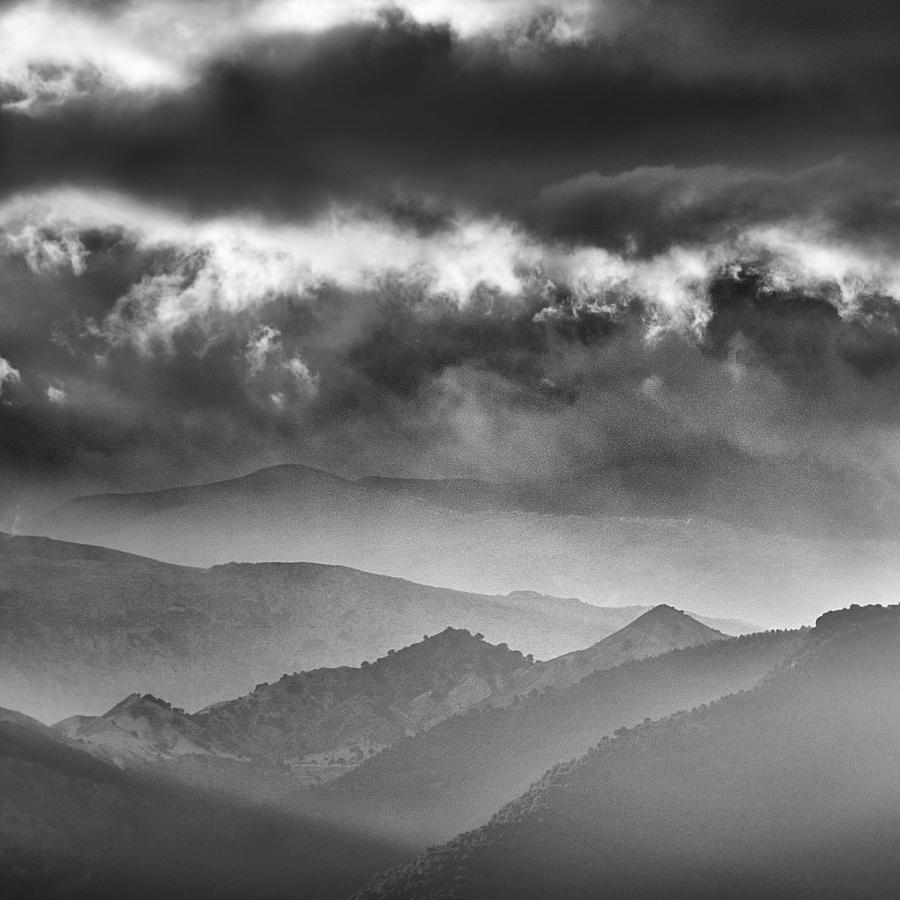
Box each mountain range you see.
[54,607,724,789]
[56,628,530,780]
[322,623,803,843]
[27,463,900,628]
[3,594,893,899]
[0,532,745,722]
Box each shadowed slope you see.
[357,605,900,899]
[322,627,803,844]
[0,709,409,900]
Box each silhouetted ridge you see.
[813,602,897,632]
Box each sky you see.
[2,0,900,528]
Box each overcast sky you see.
[3,0,900,524]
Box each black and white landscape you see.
[2,1,900,898]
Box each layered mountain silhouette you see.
[0,706,407,900]
[56,609,720,786]
[356,604,900,899]
[6,597,889,900]
[28,463,897,629]
[322,627,803,843]
[3,532,710,722]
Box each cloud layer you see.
[2,0,900,535]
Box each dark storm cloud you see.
[2,3,899,221]
[2,0,900,525]
[3,213,900,502]
[529,162,900,255]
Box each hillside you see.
[30,464,900,629]
[58,629,532,784]
[0,708,407,900]
[0,533,661,722]
[55,694,238,769]
[357,604,900,899]
[322,627,804,844]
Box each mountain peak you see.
[361,627,528,677]
[103,693,185,719]
[186,629,533,782]
[629,604,720,631]
[517,604,726,696]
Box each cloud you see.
[530,161,900,255]
[46,384,67,404]
[0,0,596,111]
[4,0,898,114]
[1,4,898,226]
[245,324,281,375]
[245,324,318,399]
[0,355,21,397]
[7,178,900,363]
[2,2,900,533]
[285,355,318,394]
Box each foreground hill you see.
[0,533,669,721]
[31,463,898,629]
[58,629,532,783]
[0,709,407,900]
[322,627,803,844]
[358,604,900,899]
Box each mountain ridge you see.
[1,532,691,722]
[355,605,900,899]
[487,604,725,702]
[55,609,721,786]
[25,463,899,630]
[321,626,804,844]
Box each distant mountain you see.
[0,533,666,722]
[357,604,900,899]
[0,707,407,900]
[492,605,725,701]
[57,629,532,783]
[322,627,804,844]
[29,463,900,629]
